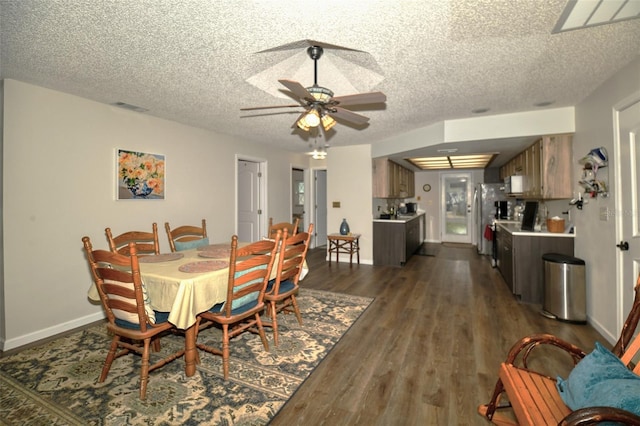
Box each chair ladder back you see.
[620,332,640,372]
[85,238,149,330]
[271,226,313,294]
[99,268,146,320]
[268,218,300,238]
[222,233,280,316]
[279,238,308,281]
[165,219,207,252]
[613,273,640,356]
[106,223,160,256]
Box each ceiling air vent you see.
[111,101,149,113]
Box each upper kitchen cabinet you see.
[530,134,573,199]
[501,134,573,200]
[373,157,415,198]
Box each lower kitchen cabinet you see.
[496,226,574,304]
[373,215,423,266]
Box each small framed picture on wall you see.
[116,149,165,200]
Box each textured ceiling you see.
[1,0,639,165]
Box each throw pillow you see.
[556,341,640,415]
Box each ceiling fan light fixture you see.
[312,145,327,160]
[297,109,320,130]
[321,113,336,131]
[307,86,334,103]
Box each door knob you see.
[617,241,629,251]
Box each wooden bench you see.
[478,274,640,425]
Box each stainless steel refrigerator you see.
[474,183,507,256]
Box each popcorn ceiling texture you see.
[1,0,638,152]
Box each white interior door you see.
[237,159,263,242]
[616,94,640,330]
[314,169,327,247]
[441,172,472,244]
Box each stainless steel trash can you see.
[541,253,586,323]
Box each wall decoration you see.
[117,149,165,200]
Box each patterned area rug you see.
[0,289,372,425]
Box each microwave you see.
[505,175,524,194]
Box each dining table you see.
[87,242,308,377]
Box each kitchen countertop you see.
[373,211,425,223]
[495,220,575,237]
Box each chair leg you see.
[269,300,280,346]
[255,313,269,352]
[100,335,121,382]
[139,338,152,400]
[222,324,230,380]
[152,337,161,352]
[480,377,506,421]
[290,295,302,325]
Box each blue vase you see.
[340,219,350,235]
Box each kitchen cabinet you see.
[372,157,415,198]
[496,227,513,291]
[524,140,541,197]
[496,223,574,304]
[533,134,573,199]
[500,134,573,200]
[373,214,423,266]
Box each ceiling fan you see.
[241,45,387,133]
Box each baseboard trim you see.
[2,312,106,352]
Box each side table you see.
[327,233,361,266]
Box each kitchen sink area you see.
[376,213,420,222]
[373,211,425,266]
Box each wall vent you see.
[111,101,149,113]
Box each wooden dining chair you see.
[264,223,313,345]
[195,232,281,379]
[268,217,299,238]
[82,236,185,400]
[164,219,208,252]
[105,223,160,256]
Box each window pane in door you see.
[443,174,470,241]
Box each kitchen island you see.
[373,212,425,266]
[495,220,575,304]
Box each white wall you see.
[2,79,309,349]
[326,145,373,264]
[573,57,640,341]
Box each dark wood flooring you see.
[270,243,605,425]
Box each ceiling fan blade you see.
[240,104,301,111]
[331,91,387,107]
[328,106,370,125]
[279,79,315,102]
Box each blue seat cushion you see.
[114,310,170,330]
[266,279,296,294]
[556,341,640,415]
[208,298,259,315]
[174,237,209,251]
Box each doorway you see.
[441,172,472,243]
[237,158,265,242]
[615,92,640,332]
[292,168,304,233]
[314,169,328,248]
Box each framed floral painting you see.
[116,149,165,200]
